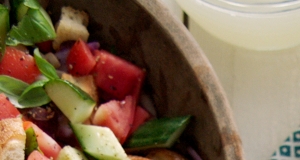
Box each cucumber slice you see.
[70,123,129,160]
[25,127,40,156]
[124,115,191,151]
[44,79,95,123]
[57,146,88,160]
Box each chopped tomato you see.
[92,95,136,144]
[129,106,151,135]
[0,93,20,120]
[27,150,50,160]
[36,40,53,53]
[0,47,40,84]
[23,121,62,160]
[93,49,145,101]
[66,39,96,76]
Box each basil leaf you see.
[23,0,40,9]
[0,75,29,96]
[34,48,59,79]
[5,94,24,108]
[18,79,50,108]
[9,0,40,23]
[0,5,9,54]
[6,0,56,46]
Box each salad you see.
[0,0,196,159]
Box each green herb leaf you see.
[0,75,29,96]
[18,79,50,108]
[5,94,24,108]
[23,0,40,9]
[6,0,56,46]
[0,5,9,54]
[34,48,59,80]
[9,0,38,22]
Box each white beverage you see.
[176,0,300,50]
[175,0,300,159]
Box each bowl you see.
[47,0,245,159]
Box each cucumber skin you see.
[57,145,88,160]
[44,79,95,123]
[25,127,40,156]
[124,115,192,150]
[70,123,129,160]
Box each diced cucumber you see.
[57,146,88,160]
[25,127,40,156]
[124,115,191,151]
[44,79,95,123]
[70,123,129,160]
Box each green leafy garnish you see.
[0,75,29,108]
[0,4,9,54]
[16,48,62,108]
[18,79,50,108]
[34,48,59,79]
[0,75,29,96]
[6,0,56,46]
[16,48,61,108]
[10,0,40,22]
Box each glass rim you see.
[201,0,300,14]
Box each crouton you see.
[61,73,99,103]
[53,6,89,50]
[0,118,26,160]
[128,155,150,160]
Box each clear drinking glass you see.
[176,0,300,50]
[175,0,300,159]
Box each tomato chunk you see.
[92,96,136,144]
[0,47,40,84]
[23,121,62,160]
[93,49,145,101]
[27,150,50,160]
[0,93,20,120]
[66,39,96,76]
[129,106,151,135]
[36,40,53,53]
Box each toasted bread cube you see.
[0,118,26,160]
[61,73,99,103]
[53,6,89,50]
[128,155,150,160]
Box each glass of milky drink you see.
[176,0,300,50]
[176,0,300,159]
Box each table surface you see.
[161,0,300,159]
